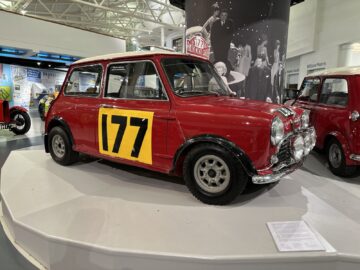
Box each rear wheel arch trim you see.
[172,135,257,176]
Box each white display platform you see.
[1,150,360,270]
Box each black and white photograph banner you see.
[185,0,291,103]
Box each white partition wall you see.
[0,10,126,58]
[286,0,360,85]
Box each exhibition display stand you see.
[1,150,360,270]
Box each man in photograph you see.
[210,9,234,73]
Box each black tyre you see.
[10,110,31,135]
[183,144,249,205]
[327,138,356,177]
[48,126,79,166]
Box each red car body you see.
[44,52,315,204]
[292,67,360,176]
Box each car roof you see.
[74,51,185,65]
[308,66,360,77]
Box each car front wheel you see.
[183,144,248,205]
[48,126,79,166]
[327,138,356,177]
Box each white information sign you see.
[267,221,325,252]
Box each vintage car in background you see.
[0,100,31,135]
[44,51,315,205]
[291,66,360,177]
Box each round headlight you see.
[301,110,310,129]
[271,117,285,145]
[293,135,305,161]
[303,133,312,155]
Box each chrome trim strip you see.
[350,154,360,162]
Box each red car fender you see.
[10,106,28,114]
[327,131,355,165]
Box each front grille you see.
[277,137,292,163]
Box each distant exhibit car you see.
[44,51,315,205]
[0,100,31,135]
[292,66,360,177]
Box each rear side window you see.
[64,65,102,96]
[105,61,166,100]
[298,78,320,102]
[319,78,348,107]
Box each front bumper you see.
[252,160,303,184]
[251,127,315,185]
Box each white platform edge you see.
[0,203,46,270]
[3,191,360,270]
[2,149,360,270]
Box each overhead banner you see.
[185,0,291,103]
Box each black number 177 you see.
[101,114,148,158]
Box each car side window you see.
[298,78,320,102]
[319,78,348,107]
[64,65,102,96]
[105,61,166,100]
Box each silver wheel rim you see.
[52,134,66,159]
[194,155,231,194]
[13,114,25,130]
[329,144,342,168]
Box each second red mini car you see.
[44,52,315,205]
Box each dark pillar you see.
[171,0,292,103]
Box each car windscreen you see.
[161,58,230,97]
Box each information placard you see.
[267,221,325,252]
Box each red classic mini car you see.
[44,52,315,204]
[292,67,360,177]
[0,100,31,135]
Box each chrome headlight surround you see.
[301,110,310,129]
[271,117,285,145]
[292,135,305,161]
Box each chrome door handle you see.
[350,111,359,122]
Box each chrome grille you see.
[277,138,291,163]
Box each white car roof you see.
[74,51,184,65]
[308,66,360,76]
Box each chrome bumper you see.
[350,154,360,162]
[252,160,303,184]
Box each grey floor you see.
[0,110,42,270]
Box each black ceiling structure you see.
[170,0,305,10]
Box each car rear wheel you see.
[48,126,79,166]
[183,144,248,205]
[327,138,356,177]
[10,110,31,135]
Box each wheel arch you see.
[171,135,257,177]
[324,132,349,153]
[10,106,28,115]
[45,117,74,153]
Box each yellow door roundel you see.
[98,108,154,165]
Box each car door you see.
[293,77,321,125]
[314,77,350,148]
[95,60,172,172]
[60,64,104,154]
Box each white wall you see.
[287,0,318,59]
[0,10,126,58]
[286,0,360,85]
